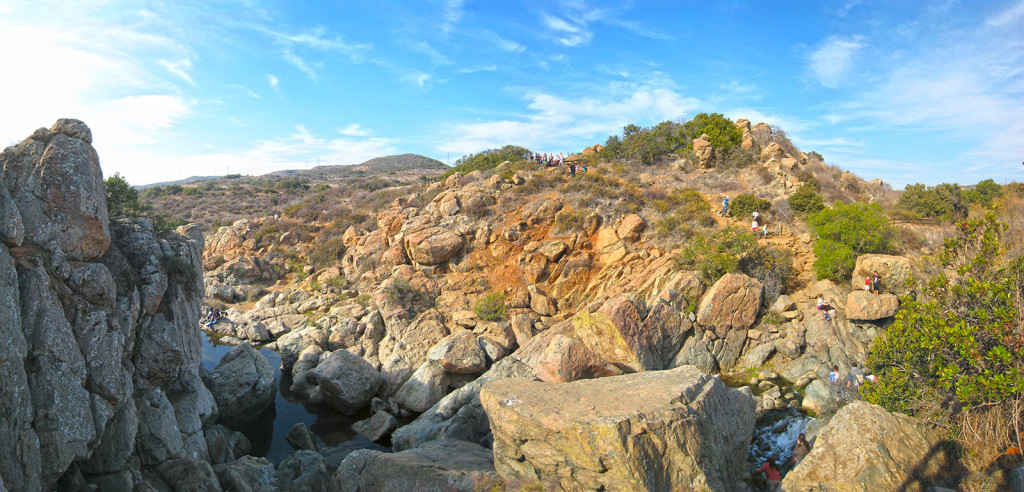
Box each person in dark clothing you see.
[792,434,810,465]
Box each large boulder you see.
[210,344,277,427]
[403,226,462,266]
[696,273,764,337]
[845,291,900,320]
[850,254,914,296]
[481,366,756,491]
[427,330,487,374]
[308,350,382,415]
[692,134,714,168]
[783,401,946,490]
[572,296,687,372]
[392,361,450,414]
[615,214,646,243]
[275,450,336,492]
[1,119,110,261]
[334,439,498,492]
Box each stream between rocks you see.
[201,332,375,463]
[748,408,814,482]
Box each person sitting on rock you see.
[791,433,810,465]
[757,459,782,490]
[871,274,883,295]
[816,294,835,321]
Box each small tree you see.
[105,172,146,217]
[788,183,825,216]
[681,113,742,149]
[808,202,896,282]
[729,193,771,218]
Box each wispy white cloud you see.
[611,19,674,41]
[808,35,866,88]
[439,0,466,34]
[411,41,451,66]
[338,124,371,137]
[542,14,593,47]
[159,57,195,85]
[259,26,372,80]
[232,84,261,99]
[266,74,281,96]
[459,65,498,73]
[403,72,432,88]
[482,30,526,52]
[437,86,700,155]
[987,0,1024,26]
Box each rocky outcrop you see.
[481,366,756,491]
[308,349,382,415]
[696,273,764,337]
[1,119,109,261]
[693,134,713,168]
[783,401,946,490]
[403,226,462,266]
[334,439,498,492]
[845,291,900,320]
[209,344,277,427]
[851,254,913,296]
[572,295,689,372]
[0,121,207,490]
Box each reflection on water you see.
[201,332,363,463]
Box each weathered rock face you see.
[403,226,462,266]
[210,344,277,427]
[572,296,688,372]
[481,366,756,491]
[693,134,714,168]
[334,439,498,492]
[696,273,764,337]
[845,291,900,320]
[308,349,382,415]
[851,254,913,296]
[0,121,207,490]
[784,401,945,491]
[1,119,110,261]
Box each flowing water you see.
[749,408,814,478]
[200,332,363,463]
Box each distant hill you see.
[269,154,448,181]
[141,175,222,188]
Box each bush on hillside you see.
[788,183,825,216]
[653,187,715,239]
[864,214,1024,414]
[729,193,771,218]
[961,178,1002,208]
[474,293,508,321]
[681,112,743,149]
[807,202,897,281]
[674,227,794,305]
[105,172,145,217]
[897,182,967,220]
[444,145,533,178]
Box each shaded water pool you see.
[200,332,363,463]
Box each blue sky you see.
[1,0,1021,187]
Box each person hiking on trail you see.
[791,434,810,465]
[721,196,730,215]
[752,218,760,233]
[757,459,782,490]
[568,161,576,177]
[847,363,866,390]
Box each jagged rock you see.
[79,396,138,474]
[1,119,110,261]
[204,424,252,465]
[156,458,223,492]
[393,360,450,413]
[770,294,795,313]
[210,343,277,427]
[615,213,646,243]
[287,423,318,452]
[213,456,276,492]
[801,379,830,415]
[522,198,564,226]
[289,344,324,397]
[352,410,398,442]
[427,329,488,374]
[0,181,25,247]
[851,254,914,296]
[671,334,719,374]
[509,313,534,346]
[515,326,609,383]
[135,388,185,466]
[481,366,755,491]
[529,290,557,316]
[783,401,945,490]
[437,192,460,216]
[403,226,462,266]
[693,134,714,168]
[334,439,497,492]
[738,341,775,369]
[308,349,382,415]
[845,291,900,320]
[736,118,755,150]
[570,296,686,372]
[275,450,337,492]
[391,357,535,451]
[696,273,764,337]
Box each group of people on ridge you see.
[720,196,770,238]
[533,152,586,177]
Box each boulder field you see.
[0,119,955,490]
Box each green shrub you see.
[864,214,1024,413]
[105,172,146,217]
[897,183,967,220]
[807,202,896,281]
[654,187,715,238]
[788,183,825,216]
[961,178,1001,208]
[729,193,771,218]
[474,293,508,321]
[674,227,757,284]
[681,112,743,149]
[443,145,533,178]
